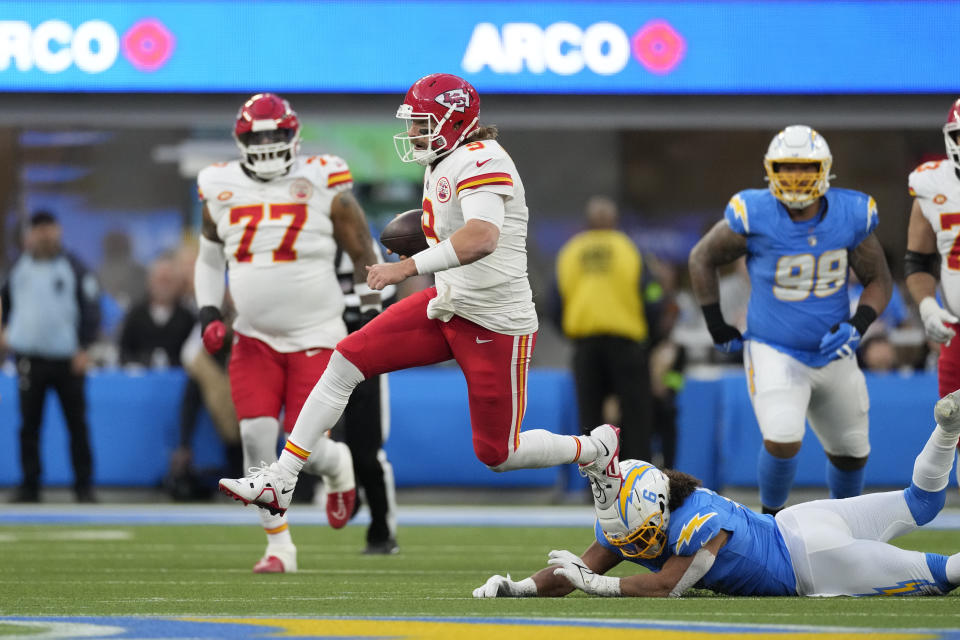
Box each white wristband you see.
[512,577,538,596]
[413,239,460,275]
[588,574,622,597]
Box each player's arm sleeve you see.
[460,190,505,229]
[668,547,717,597]
[455,153,515,200]
[322,155,354,193]
[195,235,226,310]
[723,193,750,235]
[852,195,880,246]
[670,512,722,558]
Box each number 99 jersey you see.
[909,160,960,318]
[724,187,878,367]
[198,155,353,352]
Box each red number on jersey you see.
[465,141,485,151]
[941,212,960,270]
[421,198,439,243]
[228,203,308,263]
[229,205,264,263]
[270,204,307,261]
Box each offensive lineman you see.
[905,98,960,397]
[196,93,377,572]
[219,73,619,516]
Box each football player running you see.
[197,93,380,573]
[476,390,960,599]
[688,126,892,515]
[219,73,619,517]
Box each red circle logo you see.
[122,18,176,72]
[632,20,686,75]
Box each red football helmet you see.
[394,73,480,166]
[944,98,960,174]
[234,93,300,179]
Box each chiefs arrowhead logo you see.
[435,88,470,113]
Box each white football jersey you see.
[421,138,538,335]
[198,155,353,352]
[909,159,960,316]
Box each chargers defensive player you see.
[475,389,960,598]
[688,126,892,514]
[219,74,620,518]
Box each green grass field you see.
[1,523,958,634]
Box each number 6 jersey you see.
[421,138,538,335]
[724,187,878,367]
[909,160,960,318]
[198,155,352,352]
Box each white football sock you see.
[912,424,959,493]
[490,430,598,471]
[240,417,281,470]
[278,352,364,481]
[261,511,293,546]
[946,554,960,585]
[239,418,293,545]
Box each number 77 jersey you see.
[724,187,878,367]
[197,155,353,353]
[909,159,960,318]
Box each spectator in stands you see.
[1,211,100,503]
[119,254,195,368]
[555,195,654,462]
[97,230,146,311]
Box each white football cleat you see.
[219,463,295,516]
[579,424,622,508]
[935,390,960,435]
[323,441,356,529]
[253,543,297,574]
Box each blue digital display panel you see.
[0,1,955,94]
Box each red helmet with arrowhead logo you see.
[233,93,300,180]
[944,98,960,174]
[393,73,480,166]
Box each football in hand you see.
[379,209,429,257]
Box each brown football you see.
[379,208,428,257]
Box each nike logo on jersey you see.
[475,337,493,344]
[305,348,324,357]
[280,487,294,495]
[476,158,492,168]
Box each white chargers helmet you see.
[596,459,670,559]
[763,125,833,210]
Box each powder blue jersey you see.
[595,487,797,596]
[724,188,878,367]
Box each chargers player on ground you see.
[475,389,960,598]
[219,74,619,517]
[689,126,892,515]
[197,93,380,573]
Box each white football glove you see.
[472,573,537,598]
[547,549,621,597]
[920,297,959,344]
